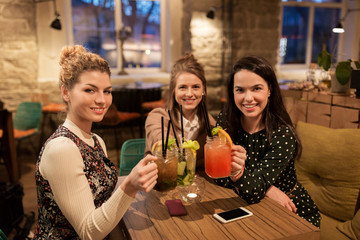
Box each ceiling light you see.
[206,7,216,19]
[332,8,360,34]
[50,0,61,30]
[34,0,61,30]
[332,22,344,33]
[50,12,61,30]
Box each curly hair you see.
[59,45,111,91]
[166,52,208,125]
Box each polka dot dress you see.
[214,113,320,228]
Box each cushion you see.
[117,112,141,122]
[0,129,37,139]
[42,103,66,113]
[14,128,37,139]
[336,209,360,240]
[100,104,120,126]
[295,121,360,222]
[99,104,141,126]
[141,99,166,111]
[320,213,349,240]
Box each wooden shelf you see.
[282,90,360,129]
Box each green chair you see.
[92,104,142,164]
[0,229,8,240]
[119,138,146,176]
[13,102,43,154]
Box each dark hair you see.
[166,52,208,125]
[224,56,302,160]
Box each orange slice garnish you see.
[218,128,233,147]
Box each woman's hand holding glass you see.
[121,155,158,198]
[229,145,246,182]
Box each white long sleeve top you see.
[38,119,134,240]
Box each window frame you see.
[64,0,169,74]
[279,1,344,70]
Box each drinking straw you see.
[201,100,212,137]
[165,119,171,156]
[161,116,165,158]
[167,110,180,148]
[179,105,185,156]
[180,105,184,142]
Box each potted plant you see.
[317,50,360,94]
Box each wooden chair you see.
[0,109,18,182]
[13,102,43,154]
[141,98,166,114]
[140,98,166,130]
[0,102,43,161]
[93,104,142,164]
[30,92,50,106]
[39,102,67,147]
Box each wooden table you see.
[112,82,163,113]
[111,82,163,138]
[118,175,320,240]
[39,103,66,146]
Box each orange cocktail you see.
[204,136,231,178]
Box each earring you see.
[202,92,205,96]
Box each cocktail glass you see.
[177,148,196,186]
[178,175,205,203]
[204,136,231,178]
[153,151,178,192]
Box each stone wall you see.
[230,0,280,66]
[183,0,281,113]
[0,0,281,113]
[0,0,38,111]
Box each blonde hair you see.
[59,45,111,90]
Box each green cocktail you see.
[177,140,199,186]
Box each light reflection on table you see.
[116,173,320,240]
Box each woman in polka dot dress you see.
[214,56,320,227]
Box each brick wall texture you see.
[0,0,281,112]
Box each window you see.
[71,0,161,71]
[280,0,343,66]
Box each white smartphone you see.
[213,207,253,224]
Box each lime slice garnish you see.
[177,161,187,176]
[181,140,200,151]
[211,126,223,136]
[166,138,177,150]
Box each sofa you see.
[295,121,360,240]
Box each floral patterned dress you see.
[214,112,320,227]
[33,125,118,239]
